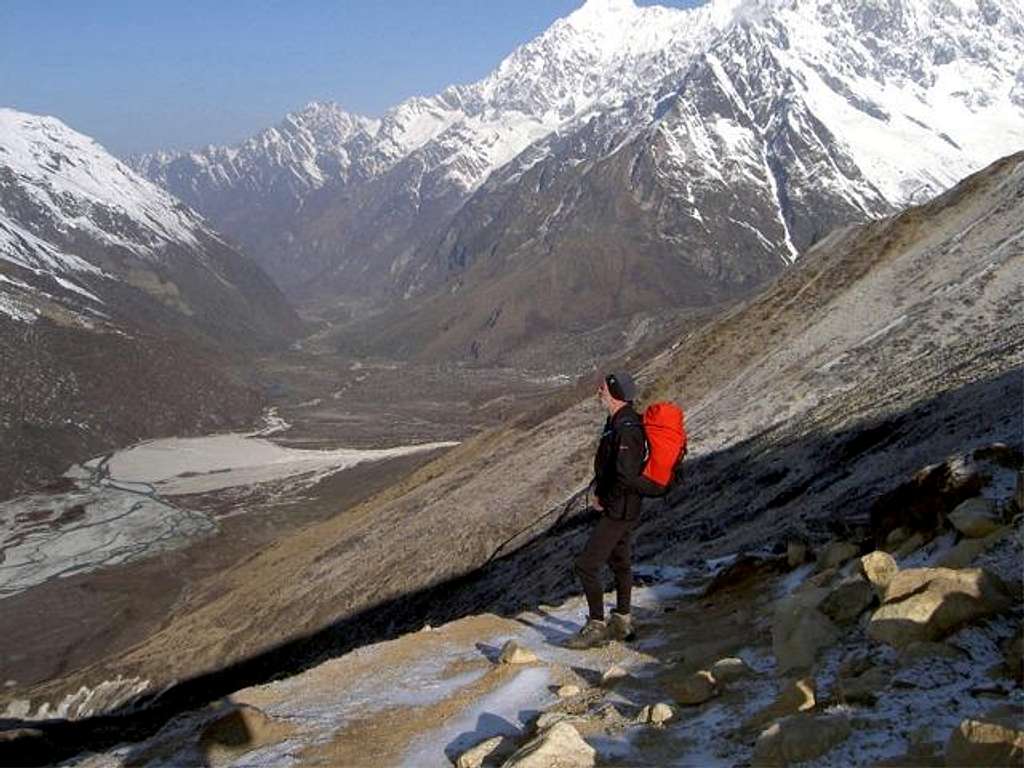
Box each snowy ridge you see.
[133,0,1024,306]
[0,109,206,255]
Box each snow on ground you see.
[0,427,457,599]
[99,431,457,496]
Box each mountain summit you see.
[136,0,1024,362]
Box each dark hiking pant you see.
[574,515,636,621]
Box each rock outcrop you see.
[867,567,1014,647]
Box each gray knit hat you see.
[604,371,636,402]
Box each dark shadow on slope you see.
[0,368,1021,766]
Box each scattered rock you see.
[949,498,1002,539]
[710,657,754,684]
[742,677,816,733]
[899,641,965,662]
[885,527,913,550]
[893,531,927,559]
[2,699,31,719]
[648,702,674,725]
[859,551,898,597]
[534,712,587,733]
[666,669,718,705]
[867,567,1014,647]
[556,685,581,699]
[199,704,294,762]
[457,735,517,768]
[787,541,808,568]
[838,650,874,679]
[820,575,876,625]
[703,555,786,596]
[795,568,839,593]
[836,665,889,705]
[973,443,1023,469]
[938,527,1009,569]
[499,640,538,665]
[945,711,1024,767]
[753,713,851,766]
[600,665,628,686]
[502,721,595,768]
[772,588,841,672]
[816,541,859,572]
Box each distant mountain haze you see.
[134,0,1024,362]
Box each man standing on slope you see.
[566,371,647,649]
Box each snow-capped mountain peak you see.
[0,108,204,255]
[133,0,1024,333]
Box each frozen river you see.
[0,422,456,599]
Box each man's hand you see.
[593,496,604,511]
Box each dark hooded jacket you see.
[593,404,648,521]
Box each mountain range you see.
[134,0,1024,362]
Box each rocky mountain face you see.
[136,0,1024,362]
[0,108,303,498]
[10,151,1018,756]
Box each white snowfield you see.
[101,433,458,496]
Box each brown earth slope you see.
[5,153,1022,740]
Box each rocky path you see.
[68,449,1023,767]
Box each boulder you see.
[945,712,1024,767]
[710,657,754,685]
[816,541,859,572]
[752,713,851,766]
[499,641,538,665]
[899,641,965,662]
[948,498,1002,539]
[867,567,1014,648]
[637,702,675,725]
[772,588,841,672]
[820,576,876,625]
[666,670,718,705]
[795,568,839,593]
[837,666,890,706]
[534,712,587,733]
[457,736,517,768]
[742,677,816,734]
[859,551,898,597]
[649,702,674,725]
[199,704,294,761]
[938,528,1009,569]
[600,665,628,686]
[838,651,873,679]
[885,527,912,550]
[893,531,926,559]
[502,721,595,768]
[556,685,581,699]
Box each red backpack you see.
[635,402,688,497]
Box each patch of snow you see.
[102,432,458,496]
[400,667,553,768]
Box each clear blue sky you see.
[0,1,704,157]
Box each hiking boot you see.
[565,619,609,649]
[608,611,636,642]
